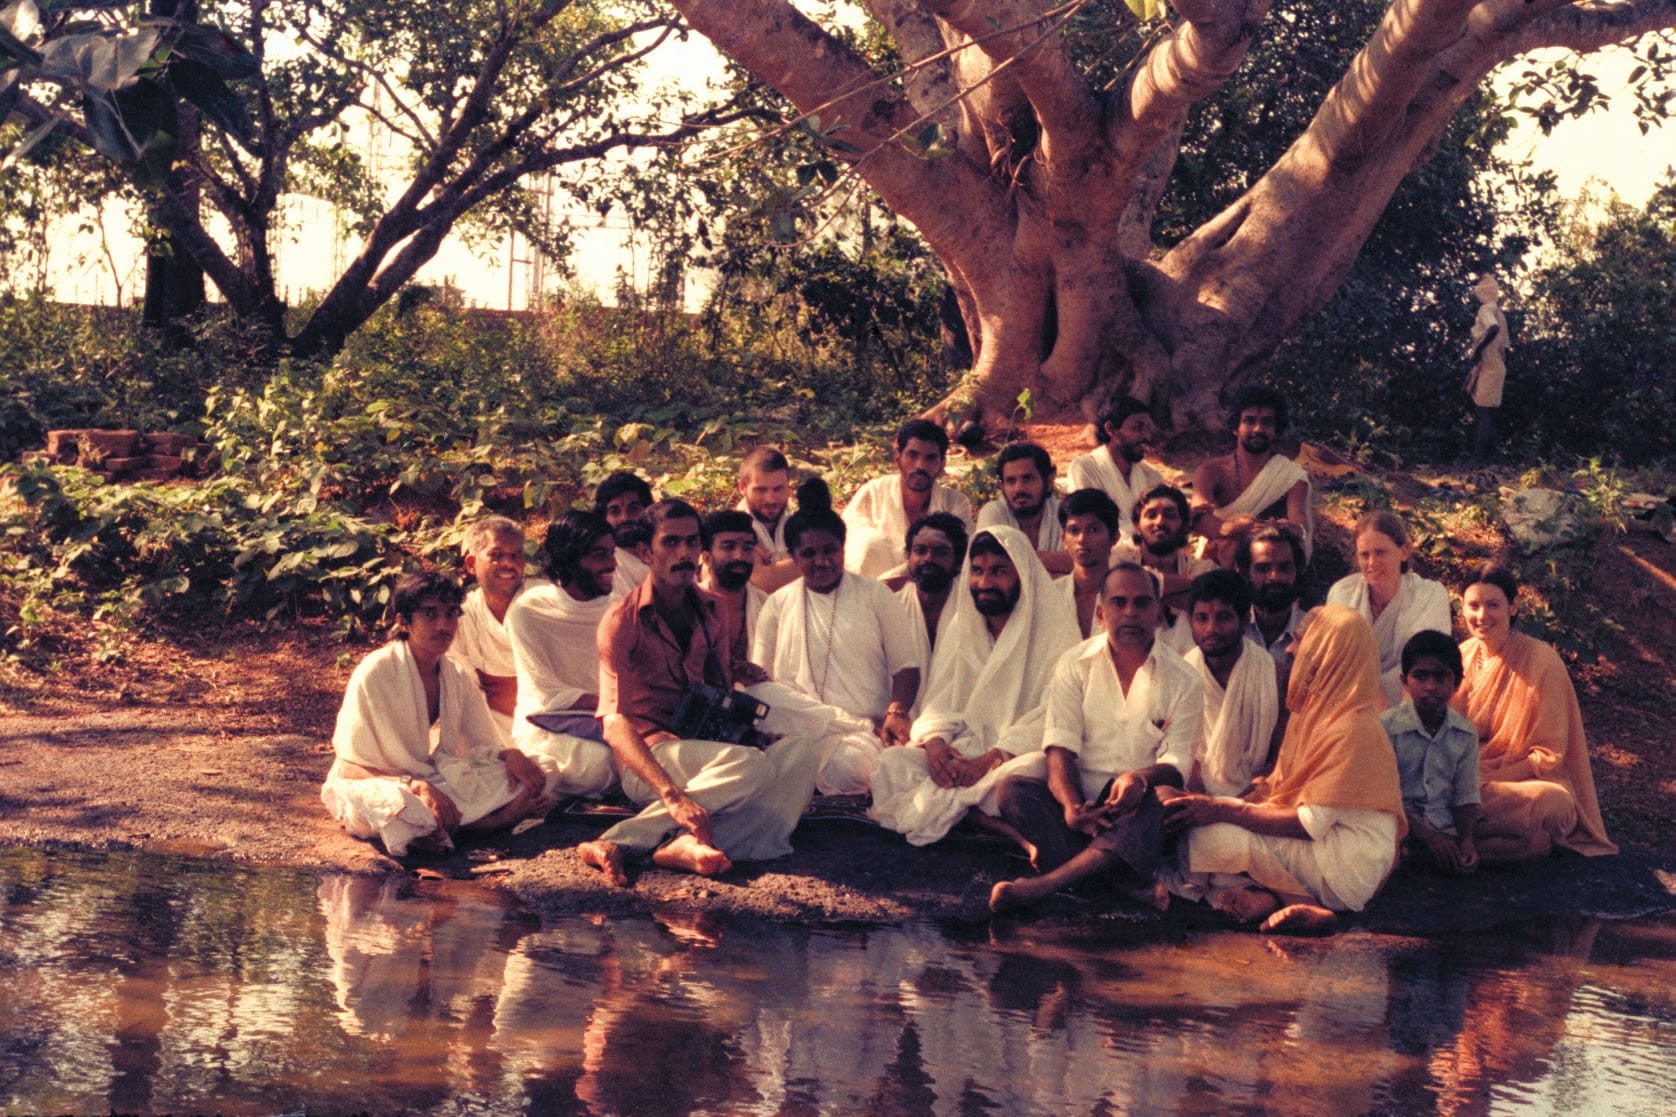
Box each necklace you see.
[803,581,841,702]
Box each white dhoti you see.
[870,745,1047,846]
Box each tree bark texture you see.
[669,0,1676,430]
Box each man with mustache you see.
[977,441,1071,574]
[699,508,767,657]
[887,512,968,698]
[988,562,1202,912]
[1114,484,1217,611]
[841,419,973,579]
[593,471,655,591]
[1190,386,1313,567]
[1236,524,1309,686]
[579,499,828,886]
[870,526,1081,846]
[1066,392,1163,529]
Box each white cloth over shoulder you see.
[1218,455,1313,561]
[842,475,973,579]
[1327,571,1452,707]
[505,582,618,797]
[321,641,524,856]
[1184,637,1279,797]
[870,524,1081,844]
[737,497,791,562]
[449,585,520,679]
[753,573,919,721]
[896,583,945,717]
[1066,445,1162,527]
[977,494,1063,552]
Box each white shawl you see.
[976,494,1064,551]
[1067,446,1162,526]
[1218,454,1313,559]
[1184,637,1279,797]
[1327,570,1452,706]
[753,573,918,720]
[841,475,974,578]
[507,582,617,719]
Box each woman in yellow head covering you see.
[1164,604,1406,933]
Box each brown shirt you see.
[597,577,732,737]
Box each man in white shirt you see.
[736,446,799,593]
[505,511,621,798]
[887,512,968,711]
[976,442,1069,573]
[842,419,973,578]
[449,515,531,743]
[1066,393,1162,528]
[989,562,1203,912]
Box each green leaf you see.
[169,56,253,142]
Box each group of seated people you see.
[322,386,1616,933]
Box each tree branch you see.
[1500,0,1676,54]
[926,0,1097,151]
[1118,0,1273,163]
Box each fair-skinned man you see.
[842,419,974,578]
[1067,394,1163,527]
[578,501,825,886]
[1056,488,1120,637]
[737,447,800,593]
[1190,387,1312,566]
[989,563,1202,912]
[977,442,1071,575]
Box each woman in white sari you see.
[1327,510,1451,706]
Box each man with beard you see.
[870,525,1081,846]
[505,511,622,798]
[593,471,655,590]
[887,513,968,705]
[1066,392,1163,528]
[1054,488,1121,638]
[579,499,829,886]
[736,446,800,593]
[1182,570,1281,798]
[1190,386,1313,566]
[699,509,767,658]
[755,480,923,792]
[842,419,974,579]
[988,562,1202,913]
[1236,524,1309,684]
[977,442,1070,574]
[1114,484,1216,610]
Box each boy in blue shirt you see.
[1382,630,1481,874]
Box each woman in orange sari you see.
[1454,564,1615,860]
[1164,604,1406,933]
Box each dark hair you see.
[1093,392,1151,445]
[1058,487,1121,535]
[895,418,950,454]
[1187,568,1253,617]
[738,446,789,479]
[1401,629,1464,678]
[906,512,968,565]
[966,530,1009,563]
[784,477,846,551]
[1132,483,1190,528]
[1235,523,1307,575]
[996,441,1053,483]
[593,471,653,514]
[391,570,463,639]
[1464,562,1520,610]
[702,509,755,550]
[1105,560,1162,596]
[641,497,701,536]
[1227,385,1289,436]
[541,510,614,585]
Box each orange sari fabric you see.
[1454,631,1616,856]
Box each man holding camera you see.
[579,499,826,886]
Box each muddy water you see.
[3,850,1674,1116]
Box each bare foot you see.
[652,833,733,877]
[989,880,1023,913]
[1210,886,1281,924]
[472,792,555,832]
[1261,903,1338,936]
[578,840,629,886]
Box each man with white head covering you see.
[869,524,1081,845]
[505,510,622,798]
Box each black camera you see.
[672,684,769,745]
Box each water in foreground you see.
[2,848,1674,1115]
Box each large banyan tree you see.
[667,0,1676,429]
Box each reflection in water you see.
[2,849,1675,1115]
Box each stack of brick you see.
[21,429,220,481]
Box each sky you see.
[32,29,1675,312]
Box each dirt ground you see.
[3,423,1673,932]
